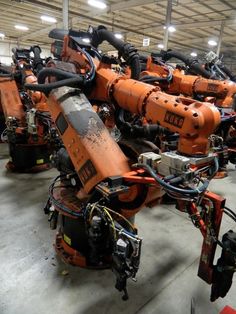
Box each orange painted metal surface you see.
[55,234,87,267]
[198,191,225,284]
[47,87,130,193]
[0,77,25,124]
[57,39,220,156]
[90,67,220,156]
[144,59,236,108]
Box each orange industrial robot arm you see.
[49,29,220,157]
[169,68,236,108]
[90,66,220,156]
[144,56,236,108]
[25,27,235,302]
[0,48,53,172]
[0,76,25,127]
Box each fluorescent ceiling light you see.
[88,0,107,9]
[158,44,164,49]
[114,33,123,39]
[208,40,217,46]
[82,38,90,43]
[15,25,29,31]
[168,26,176,32]
[190,52,197,57]
[41,15,57,23]
[0,32,5,38]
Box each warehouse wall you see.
[0,40,51,65]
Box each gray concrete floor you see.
[0,143,236,314]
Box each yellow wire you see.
[88,203,116,240]
[102,206,135,232]
[88,203,97,222]
[102,207,116,240]
[88,202,136,240]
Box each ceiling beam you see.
[18,0,159,42]
[158,32,236,48]
[131,17,236,36]
[109,0,156,12]
[18,1,227,38]
[12,0,236,58]
[18,24,59,41]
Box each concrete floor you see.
[0,143,236,314]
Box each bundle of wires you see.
[191,197,236,257]
[133,156,219,200]
[84,202,137,241]
[35,111,52,130]
[78,47,96,82]
[48,175,84,218]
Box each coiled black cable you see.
[49,175,84,218]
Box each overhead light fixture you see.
[168,26,176,32]
[114,33,123,39]
[15,25,29,31]
[0,32,5,39]
[208,39,217,46]
[82,38,90,43]
[88,0,107,9]
[41,15,57,23]
[190,52,197,57]
[158,44,164,49]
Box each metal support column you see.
[163,0,173,50]
[63,0,69,30]
[216,21,225,57]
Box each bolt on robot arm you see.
[25,25,236,301]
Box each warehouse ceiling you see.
[1,0,236,64]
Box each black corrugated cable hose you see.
[0,67,12,77]
[0,73,13,77]
[37,68,82,84]
[30,45,44,73]
[218,65,236,82]
[116,108,171,138]
[25,77,85,94]
[24,68,86,95]
[139,75,169,83]
[160,50,218,79]
[90,25,140,80]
